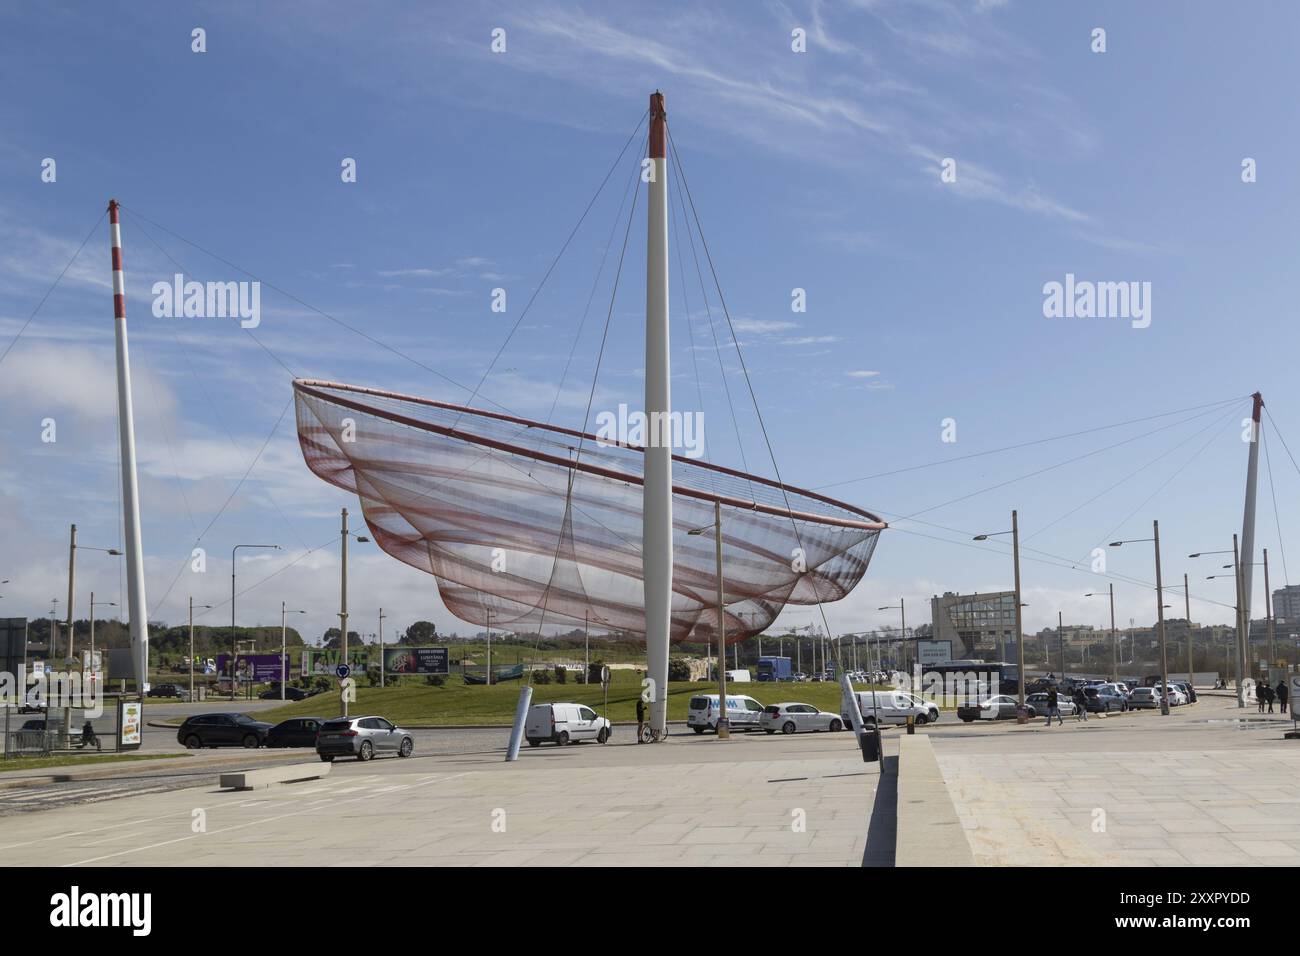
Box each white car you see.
[524,703,611,747]
[1156,685,1188,706]
[903,693,941,723]
[842,690,931,727]
[687,693,765,733]
[760,702,845,734]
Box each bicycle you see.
[638,723,669,744]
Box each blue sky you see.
[2,0,1298,645]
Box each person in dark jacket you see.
[1278,680,1289,715]
[1046,686,1063,726]
[1263,682,1276,713]
[1074,688,1089,721]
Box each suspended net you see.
[294,379,885,644]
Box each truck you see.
[756,656,793,682]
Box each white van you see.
[524,703,611,747]
[726,669,751,683]
[841,690,930,727]
[687,693,764,733]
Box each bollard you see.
[505,685,533,761]
[906,714,915,735]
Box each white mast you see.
[1239,391,1263,684]
[108,200,151,691]
[643,92,672,735]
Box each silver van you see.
[686,694,764,733]
[841,690,930,727]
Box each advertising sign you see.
[381,646,449,675]
[216,654,288,683]
[119,699,143,749]
[917,640,953,666]
[302,648,372,677]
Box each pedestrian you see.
[1074,688,1089,721]
[635,695,647,743]
[1264,682,1276,714]
[1046,685,1063,726]
[1278,680,1289,715]
[1258,682,1266,713]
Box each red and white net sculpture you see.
[294,380,886,644]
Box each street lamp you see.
[1191,540,1246,707]
[688,501,730,739]
[88,592,116,668]
[1111,521,1170,715]
[973,509,1025,711]
[188,597,213,701]
[1084,584,1118,682]
[281,602,307,701]
[231,543,281,699]
[877,601,907,682]
[338,507,370,716]
[63,525,122,662]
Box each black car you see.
[147,683,190,701]
[176,713,273,749]
[265,716,327,748]
[259,686,310,701]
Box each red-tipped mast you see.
[649,91,666,159]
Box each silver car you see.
[759,702,844,734]
[316,715,414,762]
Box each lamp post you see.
[973,510,1025,710]
[878,601,906,684]
[231,543,280,698]
[189,597,212,702]
[1191,541,1246,707]
[63,529,122,662]
[378,608,387,689]
[88,592,116,668]
[688,501,729,738]
[1111,521,1170,715]
[338,507,370,716]
[281,602,306,700]
[1085,584,1117,681]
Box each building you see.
[1273,585,1300,629]
[930,591,1018,659]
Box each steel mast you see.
[643,92,672,736]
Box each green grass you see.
[251,671,890,726]
[0,752,186,773]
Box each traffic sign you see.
[335,664,350,679]
[600,665,611,690]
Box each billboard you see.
[382,646,449,675]
[917,640,953,666]
[302,648,372,677]
[0,618,27,678]
[216,653,288,683]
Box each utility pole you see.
[1265,548,1275,677]
[340,507,350,716]
[1154,520,1170,716]
[1234,534,1246,707]
[1184,573,1193,684]
[379,607,387,689]
[65,524,76,663]
[1109,583,1117,682]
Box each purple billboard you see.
[216,653,289,683]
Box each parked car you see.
[524,702,611,746]
[1170,680,1198,703]
[846,690,932,726]
[903,693,941,723]
[1127,687,1161,709]
[265,716,327,748]
[315,715,415,761]
[959,695,1031,721]
[760,703,844,734]
[147,683,191,701]
[1158,685,1188,706]
[1025,692,1077,717]
[19,718,47,732]
[259,686,310,701]
[176,712,273,749]
[687,694,765,733]
[1093,685,1129,711]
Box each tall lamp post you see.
[1192,541,1246,707]
[281,602,306,700]
[973,510,1025,711]
[88,593,117,668]
[189,597,212,702]
[231,543,280,699]
[688,501,729,739]
[378,608,387,689]
[878,601,906,683]
[1111,520,1170,715]
[1084,584,1117,682]
[338,507,370,716]
[64,529,122,662]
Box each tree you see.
[322,628,361,649]
[402,620,438,645]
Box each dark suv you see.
[177,713,272,749]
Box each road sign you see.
[335,664,350,679]
[600,666,611,690]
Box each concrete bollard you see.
[505,685,533,762]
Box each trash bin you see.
[858,727,880,763]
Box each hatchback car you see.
[176,712,273,749]
[316,715,414,761]
[265,716,327,748]
[760,703,844,734]
[959,694,1035,721]
[1127,687,1161,709]
[1025,692,1077,717]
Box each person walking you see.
[1264,682,1276,714]
[1074,687,1089,722]
[1278,680,1289,715]
[1258,681,1266,713]
[1046,685,1063,727]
